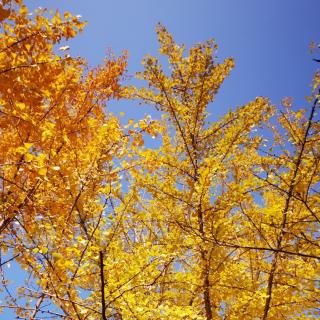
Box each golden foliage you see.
[0,2,319,320]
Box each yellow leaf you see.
[38,167,47,176]
[52,252,63,260]
[25,153,33,162]
[24,143,33,149]
[40,247,48,254]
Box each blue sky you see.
[3,0,320,318]
[26,0,320,115]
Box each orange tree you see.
[0,1,319,319]
[0,1,128,318]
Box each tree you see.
[128,26,320,319]
[0,1,319,319]
[0,1,128,318]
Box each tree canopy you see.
[0,1,319,319]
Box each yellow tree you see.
[125,25,320,319]
[126,24,271,319]
[254,69,320,319]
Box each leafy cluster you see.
[0,1,319,319]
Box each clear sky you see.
[26,0,320,115]
[3,0,320,318]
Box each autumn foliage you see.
[0,1,319,319]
